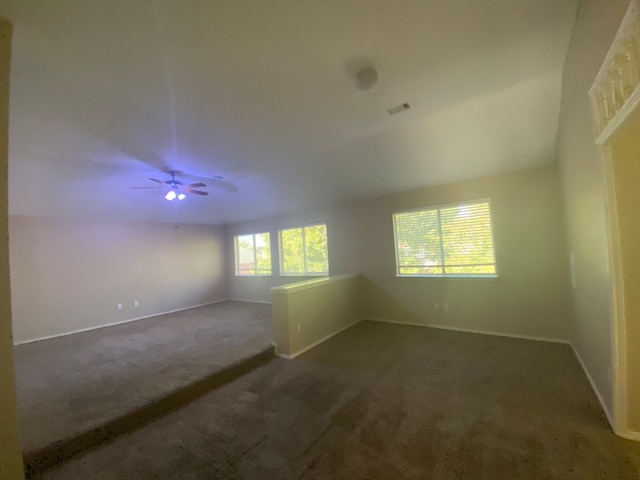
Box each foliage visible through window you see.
[280,224,329,275]
[393,200,496,276]
[235,233,272,275]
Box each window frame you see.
[278,223,329,277]
[234,232,272,277]
[392,198,498,278]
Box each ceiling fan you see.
[132,171,209,201]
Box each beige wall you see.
[230,164,573,341]
[272,274,361,357]
[10,216,228,343]
[556,0,630,419]
[0,19,25,480]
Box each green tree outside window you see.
[280,224,328,275]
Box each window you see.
[234,232,272,276]
[393,200,497,277]
[279,224,329,276]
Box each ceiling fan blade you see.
[132,186,166,189]
[187,182,207,188]
[210,178,237,193]
[149,178,165,184]
[186,189,209,196]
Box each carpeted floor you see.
[13,300,273,459]
[35,320,640,479]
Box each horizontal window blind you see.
[280,224,329,275]
[394,209,443,275]
[393,200,496,276]
[235,232,271,275]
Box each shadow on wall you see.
[360,276,424,325]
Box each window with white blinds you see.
[234,232,272,276]
[279,224,329,276]
[393,200,497,277]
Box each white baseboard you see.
[229,298,272,305]
[364,317,570,345]
[13,299,230,345]
[619,430,640,441]
[276,319,363,360]
[570,344,616,433]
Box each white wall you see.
[10,216,229,343]
[556,0,630,418]
[228,164,573,341]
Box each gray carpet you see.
[13,301,272,459]
[35,321,640,479]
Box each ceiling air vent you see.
[387,102,410,115]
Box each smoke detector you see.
[354,66,379,91]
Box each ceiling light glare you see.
[178,193,186,200]
[165,190,177,201]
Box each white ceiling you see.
[1,0,579,224]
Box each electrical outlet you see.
[133,300,139,308]
[443,303,449,311]
[117,303,123,310]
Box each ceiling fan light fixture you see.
[177,193,186,201]
[165,190,177,201]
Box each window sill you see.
[280,273,329,277]
[396,274,499,279]
[272,274,357,294]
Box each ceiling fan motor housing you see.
[166,179,183,188]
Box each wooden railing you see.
[589,0,640,144]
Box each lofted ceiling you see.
[1,0,579,224]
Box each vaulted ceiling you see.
[1,0,579,224]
